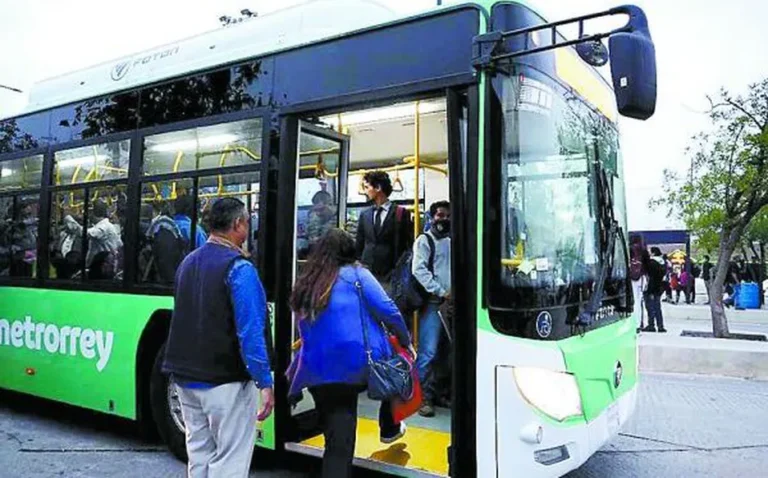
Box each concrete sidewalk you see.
[638,302,768,380]
[662,301,768,324]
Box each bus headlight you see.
[513,367,583,421]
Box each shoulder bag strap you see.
[353,272,373,361]
[426,233,436,273]
[393,206,402,269]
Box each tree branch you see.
[722,97,766,131]
[724,124,747,214]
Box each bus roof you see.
[13,0,615,122]
[20,0,405,116]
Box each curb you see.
[639,342,768,380]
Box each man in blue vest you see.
[163,197,274,478]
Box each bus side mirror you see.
[608,5,657,120]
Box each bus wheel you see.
[149,343,188,462]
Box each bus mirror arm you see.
[472,5,656,120]
[471,6,642,69]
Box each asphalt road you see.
[2,373,768,478]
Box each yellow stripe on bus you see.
[555,47,618,122]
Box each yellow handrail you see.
[172,151,184,173]
[299,147,339,157]
[404,157,448,175]
[141,189,253,202]
[170,151,184,200]
[298,162,339,178]
[99,166,128,174]
[71,164,83,185]
[412,101,421,341]
[84,169,99,183]
[217,146,230,195]
[501,241,526,268]
[143,144,262,207]
[195,146,261,162]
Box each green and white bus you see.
[0,1,656,476]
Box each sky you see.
[1,0,767,232]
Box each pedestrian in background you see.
[702,255,713,304]
[643,247,667,333]
[629,233,650,331]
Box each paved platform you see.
[638,302,768,380]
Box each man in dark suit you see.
[355,171,413,286]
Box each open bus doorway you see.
[285,96,454,477]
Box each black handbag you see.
[353,276,413,402]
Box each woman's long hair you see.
[290,228,358,319]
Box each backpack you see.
[629,243,644,281]
[141,216,187,283]
[692,264,701,278]
[390,233,436,315]
[629,257,644,281]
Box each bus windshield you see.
[495,71,627,310]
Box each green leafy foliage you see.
[651,79,768,337]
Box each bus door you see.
[279,96,460,478]
[287,120,350,423]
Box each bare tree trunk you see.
[710,227,742,338]
[761,242,766,307]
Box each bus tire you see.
[149,343,188,462]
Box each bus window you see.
[53,140,129,185]
[138,179,195,285]
[10,195,39,278]
[197,172,260,257]
[0,154,43,192]
[50,190,86,280]
[85,186,125,281]
[0,153,44,279]
[296,129,341,261]
[0,194,40,278]
[49,186,125,281]
[0,197,11,275]
[142,118,262,176]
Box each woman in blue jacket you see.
[289,228,415,478]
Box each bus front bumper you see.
[495,368,638,478]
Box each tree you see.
[741,206,767,265]
[653,79,768,338]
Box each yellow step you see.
[300,417,450,476]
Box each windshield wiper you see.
[576,167,633,326]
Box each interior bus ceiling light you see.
[56,155,110,168]
[320,100,445,127]
[513,367,583,422]
[148,134,239,153]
